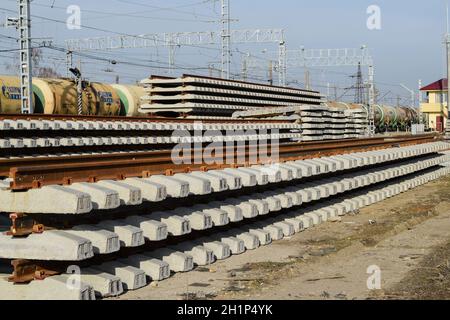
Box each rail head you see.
[5,134,440,191]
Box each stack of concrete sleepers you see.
[0,117,303,157]
[1,142,449,300]
[323,107,348,140]
[344,108,369,138]
[139,74,323,117]
[298,105,328,141]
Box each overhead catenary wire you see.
[0,2,416,102]
[2,0,217,23]
[0,6,223,53]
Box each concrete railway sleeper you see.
[0,141,447,215]
[1,163,449,299]
[1,151,449,263]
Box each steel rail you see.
[0,133,435,174]
[4,134,439,190]
[0,113,292,124]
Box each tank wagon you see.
[0,76,35,113]
[111,84,145,117]
[0,75,420,129]
[0,76,122,116]
[324,101,419,132]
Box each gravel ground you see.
[117,176,450,300]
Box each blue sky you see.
[0,0,448,104]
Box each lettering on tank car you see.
[98,91,114,104]
[2,85,21,100]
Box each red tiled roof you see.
[420,78,447,91]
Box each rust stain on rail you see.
[5,134,439,191]
[0,113,291,124]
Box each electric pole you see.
[400,84,415,107]
[18,0,33,114]
[445,4,450,137]
[367,64,376,136]
[354,62,365,104]
[418,79,423,125]
[278,40,286,86]
[241,54,248,81]
[446,33,450,136]
[304,70,311,90]
[268,60,273,85]
[221,0,231,79]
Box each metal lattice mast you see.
[66,29,285,51]
[367,64,376,136]
[278,40,286,86]
[221,0,231,79]
[66,51,73,78]
[66,28,285,81]
[241,52,249,81]
[446,5,450,137]
[18,0,33,114]
[246,46,375,135]
[354,62,365,104]
[446,33,450,137]
[418,79,424,125]
[244,47,373,87]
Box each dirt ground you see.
[117,176,450,300]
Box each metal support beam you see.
[66,51,73,78]
[368,64,376,136]
[286,47,373,68]
[418,79,423,125]
[446,34,450,137]
[245,46,373,88]
[278,41,286,86]
[240,52,248,81]
[400,84,415,107]
[18,0,33,114]
[221,0,231,79]
[65,29,284,51]
[65,29,284,79]
[168,45,176,74]
[286,47,373,135]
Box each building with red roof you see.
[420,78,448,131]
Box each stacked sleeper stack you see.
[323,108,347,140]
[300,106,369,142]
[344,109,369,138]
[298,105,328,141]
[139,74,323,117]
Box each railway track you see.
[0,133,439,191]
[0,112,447,300]
[2,148,450,298]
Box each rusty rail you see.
[8,260,61,283]
[5,134,439,191]
[7,213,44,237]
[0,113,291,124]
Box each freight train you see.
[0,75,420,131]
[324,101,420,132]
[0,75,144,117]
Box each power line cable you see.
[3,0,217,23]
[0,6,222,53]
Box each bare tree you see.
[5,48,61,78]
